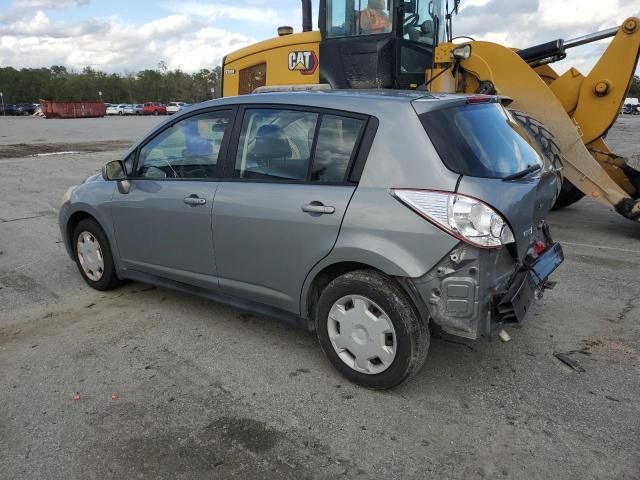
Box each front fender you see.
[60,180,120,269]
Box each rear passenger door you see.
[213,106,369,313]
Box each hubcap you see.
[327,295,397,375]
[76,231,104,281]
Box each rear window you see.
[420,103,542,179]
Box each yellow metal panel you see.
[434,43,456,64]
[225,31,321,63]
[534,65,558,86]
[573,18,640,144]
[448,41,631,210]
[223,32,321,97]
[548,68,584,114]
[588,138,637,195]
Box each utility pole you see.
[0,92,4,116]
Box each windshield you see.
[420,103,543,179]
[402,0,447,45]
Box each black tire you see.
[315,270,430,389]
[554,180,586,209]
[511,110,585,209]
[72,218,123,291]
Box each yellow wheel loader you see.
[222,0,640,222]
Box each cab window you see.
[402,0,445,46]
[136,111,231,179]
[326,0,393,38]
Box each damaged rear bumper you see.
[496,243,564,323]
[409,242,564,340]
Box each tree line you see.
[629,75,640,98]
[0,62,223,104]
[1,63,639,104]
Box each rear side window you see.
[420,103,542,179]
[234,108,365,183]
[312,115,364,182]
[235,109,318,181]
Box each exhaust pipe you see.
[302,0,313,32]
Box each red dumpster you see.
[40,100,106,119]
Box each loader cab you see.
[319,0,447,89]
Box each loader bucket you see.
[430,18,640,221]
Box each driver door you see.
[110,108,234,289]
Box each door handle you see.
[184,196,207,206]
[302,203,335,215]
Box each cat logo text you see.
[288,51,318,75]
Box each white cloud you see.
[0,0,639,76]
[12,0,90,10]
[455,0,640,75]
[169,2,290,26]
[0,11,255,72]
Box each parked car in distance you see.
[0,104,17,115]
[106,104,127,115]
[124,104,143,115]
[15,103,37,115]
[0,103,38,115]
[167,102,187,115]
[143,102,167,115]
[59,90,564,389]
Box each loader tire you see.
[510,110,585,209]
[554,181,587,209]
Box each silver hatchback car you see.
[60,90,564,388]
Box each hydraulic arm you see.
[430,18,640,221]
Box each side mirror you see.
[102,160,126,181]
[102,160,131,194]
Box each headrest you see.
[251,125,291,159]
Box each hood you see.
[83,172,103,184]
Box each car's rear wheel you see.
[315,270,429,389]
[73,218,123,291]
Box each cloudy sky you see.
[0,0,638,75]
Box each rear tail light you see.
[391,189,515,248]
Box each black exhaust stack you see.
[302,0,313,32]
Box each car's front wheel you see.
[315,270,430,389]
[73,218,123,291]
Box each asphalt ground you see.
[0,115,638,479]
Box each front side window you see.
[326,0,393,38]
[234,109,318,181]
[136,110,231,179]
